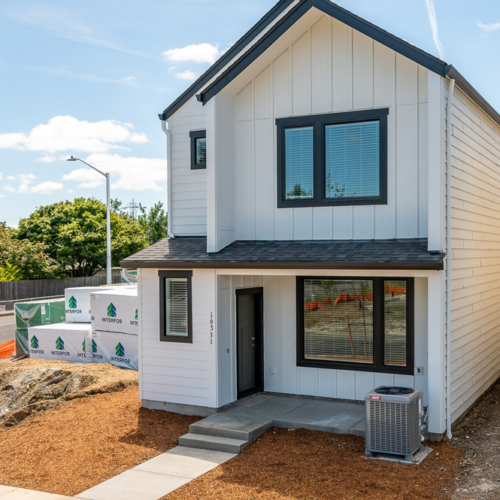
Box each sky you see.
[1,0,499,227]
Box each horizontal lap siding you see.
[170,96,207,236]
[450,88,500,422]
[234,15,428,241]
[139,268,216,408]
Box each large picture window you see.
[159,270,193,343]
[277,109,388,208]
[296,277,413,374]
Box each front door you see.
[236,288,263,399]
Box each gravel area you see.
[452,379,500,499]
[0,386,201,496]
[164,429,463,500]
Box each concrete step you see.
[179,433,249,454]
[189,418,272,442]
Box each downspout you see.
[161,119,175,239]
[446,78,455,440]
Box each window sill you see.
[278,197,387,209]
[297,359,413,376]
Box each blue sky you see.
[1,0,499,227]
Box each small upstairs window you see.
[190,130,206,170]
[277,109,388,208]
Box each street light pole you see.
[66,156,112,285]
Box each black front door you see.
[236,288,263,399]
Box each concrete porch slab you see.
[274,400,365,435]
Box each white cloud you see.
[121,76,137,84]
[4,174,64,194]
[36,154,58,163]
[163,43,222,64]
[175,70,197,81]
[37,66,141,87]
[63,154,167,191]
[7,4,159,60]
[6,176,16,181]
[478,21,500,33]
[424,0,446,60]
[0,116,148,154]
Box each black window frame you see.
[190,130,206,170]
[159,270,193,344]
[296,276,414,375]
[276,108,389,208]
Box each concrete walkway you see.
[75,446,236,500]
[0,486,72,499]
[180,393,366,454]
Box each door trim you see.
[236,287,264,400]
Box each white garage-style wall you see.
[232,15,430,242]
[169,96,207,236]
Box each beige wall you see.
[449,87,500,422]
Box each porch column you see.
[427,271,446,437]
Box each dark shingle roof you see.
[121,237,445,271]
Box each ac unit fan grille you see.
[367,399,420,455]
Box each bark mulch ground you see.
[165,428,463,500]
[0,386,200,497]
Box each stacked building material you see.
[90,287,138,370]
[14,299,65,356]
[28,323,92,363]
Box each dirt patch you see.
[0,358,137,429]
[0,386,201,496]
[165,429,463,500]
[452,380,500,499]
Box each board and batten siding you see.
[234,15,429,241]
[139,268,217,408]
[169,96,207,236]
[449,87,500,423]
[216,274,428,407]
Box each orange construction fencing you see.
[0,340,15,359]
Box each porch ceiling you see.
[121,237,445,271]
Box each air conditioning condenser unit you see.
[365,386,424,462]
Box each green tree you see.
[0,222,61,280]
[16,198,148,277]
[138,202,168,245]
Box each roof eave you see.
[120,260,444,271]
[445,65,500,127]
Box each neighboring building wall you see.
[169,96,207,236]
[450,87,500,423]
[139,268,217,409]
[216,273,428,407]
[234,15,429,241]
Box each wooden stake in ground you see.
[346,316,355,357]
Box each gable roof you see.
[159,0,500,128]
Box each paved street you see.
[0,314,15,344]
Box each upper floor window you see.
[276,109,388,208]
[190,130,206,170]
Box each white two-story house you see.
[122,0,500,441]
